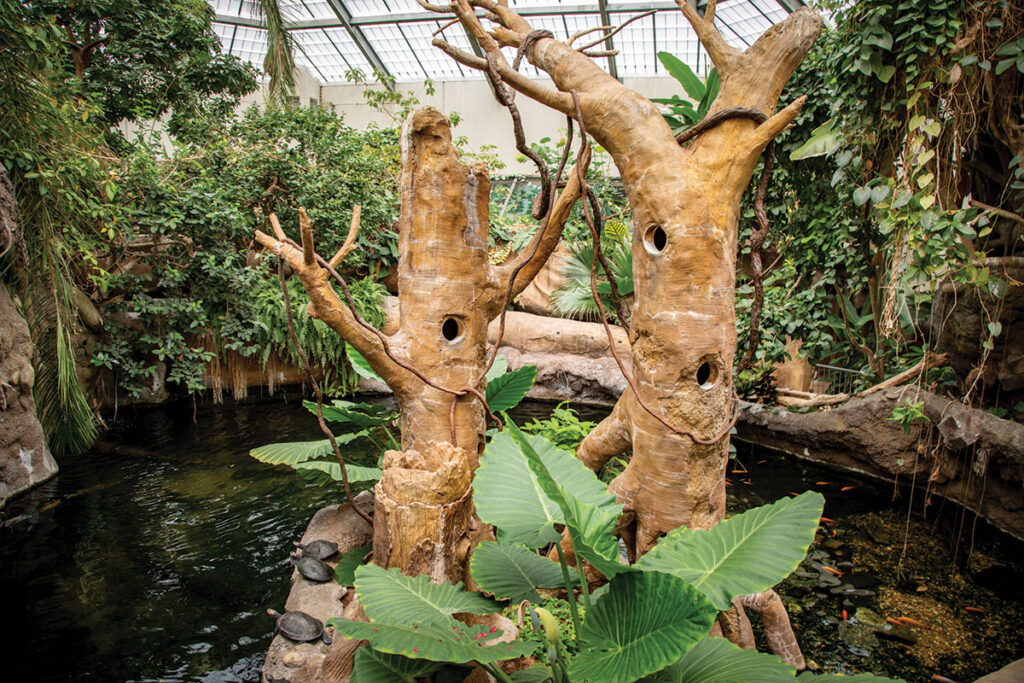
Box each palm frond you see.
[256,0,297,109]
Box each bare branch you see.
[749,95,807,150]
[268,212,287,241]
[328,205,362,269]
[575,9,657,52]
[298,207,315,266]
[447,2,575,114]
[254,226,401,388]
[568,25,613,48]
[674,0,739,74]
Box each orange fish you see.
[841,485,859,492]
[820,517,836,524]
[965,606,985,614]
[815,481,831,486]
[821,566,843,577]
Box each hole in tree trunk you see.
[643,225,668,254]
[442,317,462,342]
[697,361,717,389]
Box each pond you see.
[1,397,1021,682]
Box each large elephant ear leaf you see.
[351,648,441,683]
[505,422,627,578]
[250,439,333,465]
[568,571,717,683]
[485,365,537,412]
[639,636,797,682]
[470,540,579,604]
[292,461,382,484]
[474,429,614,548]
[636,492,824,610]
[354,564,500,628]
[474,431,563,547]
[328,620,535,665]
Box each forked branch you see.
[255,212,402,388]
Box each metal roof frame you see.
[211,0,805,85]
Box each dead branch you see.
[328,205,362,269]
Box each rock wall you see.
[1,283,57,507]
[1,164,57,508]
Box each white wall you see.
[320,76,682,176]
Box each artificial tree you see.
[256,106,587,582]
[423,0,821,666]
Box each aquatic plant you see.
[328,423,901,682]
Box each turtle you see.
[293,539,338,560]
[267,608,333,644]
[292,555,333,583]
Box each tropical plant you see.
[551,226,633,324]
[521,402,597,451]
[328,422,899,682]
[0,5,113,453]
[20,0,256,134]
[652,53,720,135]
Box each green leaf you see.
[475,429,619,550]
[875,64,896,83]
[470,540,579,603]
[636,492,824,610]
[870,185,890,204]
[354,563,500,629]
[310,400,395,427]
[334,545,371,586]
[250,438,333,465]
[640,636,796,682]
[293,460,382,483]
[328,619,534,664]
[352,648,441,683]
[853,186,872,206]
[486,365,537,412]
[510,665,555,682]
[789,118,842,161]
[568,572,717,683]
[347,342,384,383]
[484,355,508,382]
[656,52,704,100]
[506,422,627,578]
[697,69,720,119]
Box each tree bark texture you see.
[256,106,585,580]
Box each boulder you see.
[0,283,58,507]
[262,491,374,683]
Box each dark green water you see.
[2,398,1021,682]
[0,395,380,682]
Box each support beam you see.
[324,0,395,89]
[596,0,620,81]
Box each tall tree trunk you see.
[427,0,821,666]
[256,106,586,581]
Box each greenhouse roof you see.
[209,0,805,85]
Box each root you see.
[739,589,805,670]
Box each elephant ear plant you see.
[328,422,901,683]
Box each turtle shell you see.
[275,610,324,642]
[296,556,333,583]
[298,540,338,560]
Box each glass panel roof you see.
[209,0,802,84]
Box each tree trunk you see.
[256,106,586,581]
[429,1,820,666]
